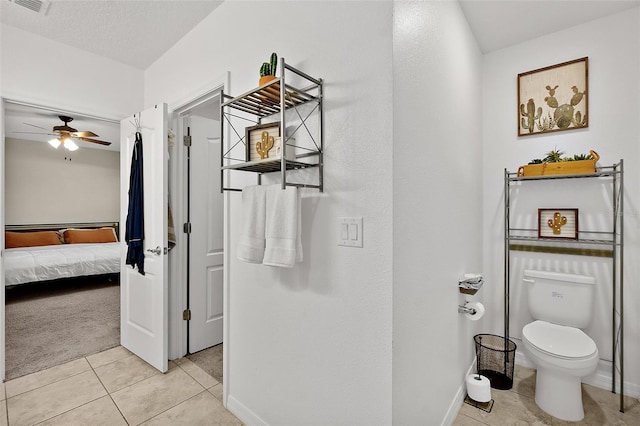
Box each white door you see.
[187,113,224,353]
[120,104,168,372]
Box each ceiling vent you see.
[9,0,51,15]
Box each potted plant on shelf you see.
[259,52,278,86]
[517,148,599,177]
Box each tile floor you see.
[3,350,639,426]
[454,365,640,426]
[0,346,242,426]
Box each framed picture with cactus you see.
[518,57,588,136]
[538,208,579,240]
[245,122,281,162]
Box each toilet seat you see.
[523,320,597,360]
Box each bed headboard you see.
[5,222,120,238]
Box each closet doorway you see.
[175,93,224,381]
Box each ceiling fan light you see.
[64,138,79,151]
[48,138,61,148]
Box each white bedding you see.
[4,242,121,286]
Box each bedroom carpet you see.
[5,276,120,380]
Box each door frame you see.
[0,96,121,382]
[167,72,230,405]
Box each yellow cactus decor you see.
[547,212,567,235]
[256,131,275,159]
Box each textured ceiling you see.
[0,0,223,70]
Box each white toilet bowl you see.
[523,320,599,422]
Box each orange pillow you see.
[63,228,118,244]
[5,231,62,248]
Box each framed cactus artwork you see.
[538,208,579,240]
[518,57,588,136]
[245,122,281,162]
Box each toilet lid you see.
[523,320,597,359]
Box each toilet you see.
[521,269,599,422]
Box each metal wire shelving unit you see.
[220,58,323,192]
[504,161,625,413]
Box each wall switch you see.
[338,217,363,247]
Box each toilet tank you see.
[523,269,596,328]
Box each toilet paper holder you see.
[458,301,477,315]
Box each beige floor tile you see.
[0,400,7,426]
[7,370,106,426]
[209,383,223,401]
[177,358,219,389]
[0,383,5,401]
[111,365,205,425]
[546,386,640,426]
[141,391,241,426]
[86,345,132,369]
[512,365,536,399]
[459,387,553,425]
[5,358,91,399]
[94,354,159,393]
[38,395,127,426]
[452,412,489,426]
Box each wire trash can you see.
[474,334,517,390]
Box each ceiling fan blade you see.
[23,122,51,131]
[13,131,57,136]
[72,131,99,138]
[77,137,112,146]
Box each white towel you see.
[263,185,303,268]
[237,185,267,263]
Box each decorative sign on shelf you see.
[538,208,579,239]
[246,122,280,162]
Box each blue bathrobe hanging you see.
[125,132,145,275]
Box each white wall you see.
[146,1,393,425]
[0,24,143,119]
[5,138,119,224]
[393,1,483,424]
[482,8,640,395]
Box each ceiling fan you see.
[16,115,112,151]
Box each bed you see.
[4,223,121,286]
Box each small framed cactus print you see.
[518,57,588,136]
[245,122,281,162]
[538,208,579,240]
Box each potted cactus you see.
[259,52,278,86]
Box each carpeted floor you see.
[5,275,120,380]
[187,343,223,383]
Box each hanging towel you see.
[125,132,145,275]
[237,185,267,263]
[263,185,303,268]
[167,203,176,251]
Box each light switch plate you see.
[338,217,363,247]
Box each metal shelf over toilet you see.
[220,58,324,192]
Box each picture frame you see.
[245,122,281,162]
[538,209,579,240]
[518,57,588,136]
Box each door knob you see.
[146,246,162,256]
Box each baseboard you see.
[441,358,477,426]
[226,394,268,426]
[515,345,640,399]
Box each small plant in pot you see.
[528,148,594,164]
[259,52,278,86]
